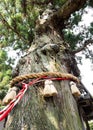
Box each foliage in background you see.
[89,122,93,130]
[0,49,12,100]
[63,9,92,50]
[0,0,93,100]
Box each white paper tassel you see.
[70,81,81,97]
[43,80,58,97]
[2,87,18,105]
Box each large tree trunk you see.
[3,30,83,130]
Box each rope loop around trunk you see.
[10,72,79,87]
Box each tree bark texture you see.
[4,33,82,130]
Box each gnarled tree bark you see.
[3,33,83,130]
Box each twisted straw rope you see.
[10,72,79,87]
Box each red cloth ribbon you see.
[0,83,28,121]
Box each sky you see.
[76,7,93,96]
[77,53,93,95]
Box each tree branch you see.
[35,0,87,34]
[52,0,87,20]
[72,39,93,54]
